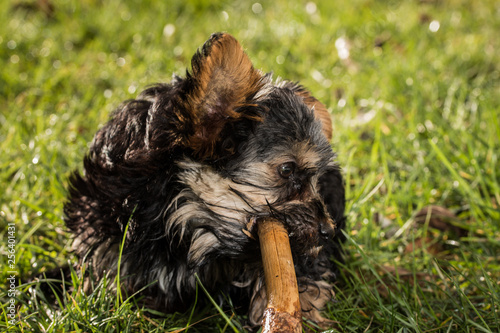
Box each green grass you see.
[1,0,499,331]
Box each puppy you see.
[64,32,345,328]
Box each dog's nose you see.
[311,199,335,239]
[319,217,336,239]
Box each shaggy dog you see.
[65,32,345,328]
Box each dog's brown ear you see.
[183,33,264,158]
[297,91,332,142]
[283,82,333,141]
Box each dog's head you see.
[150,33,339,264]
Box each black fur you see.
[64,33,345,328]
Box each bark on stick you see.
[258,217,301,333]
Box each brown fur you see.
[184,33,265,158]
[300,92,333,141]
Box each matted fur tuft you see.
[64,32,346,329]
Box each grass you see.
[1,0,499,331]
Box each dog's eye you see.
[278,162,295,179]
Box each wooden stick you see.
[258,217,302,333]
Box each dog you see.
[64,32,345,328]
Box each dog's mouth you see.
[244,199,336,257]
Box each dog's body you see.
[65,33,345,327]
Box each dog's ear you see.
[296,90,332,142]
[282,82,333,142]
[183,33,264,158]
